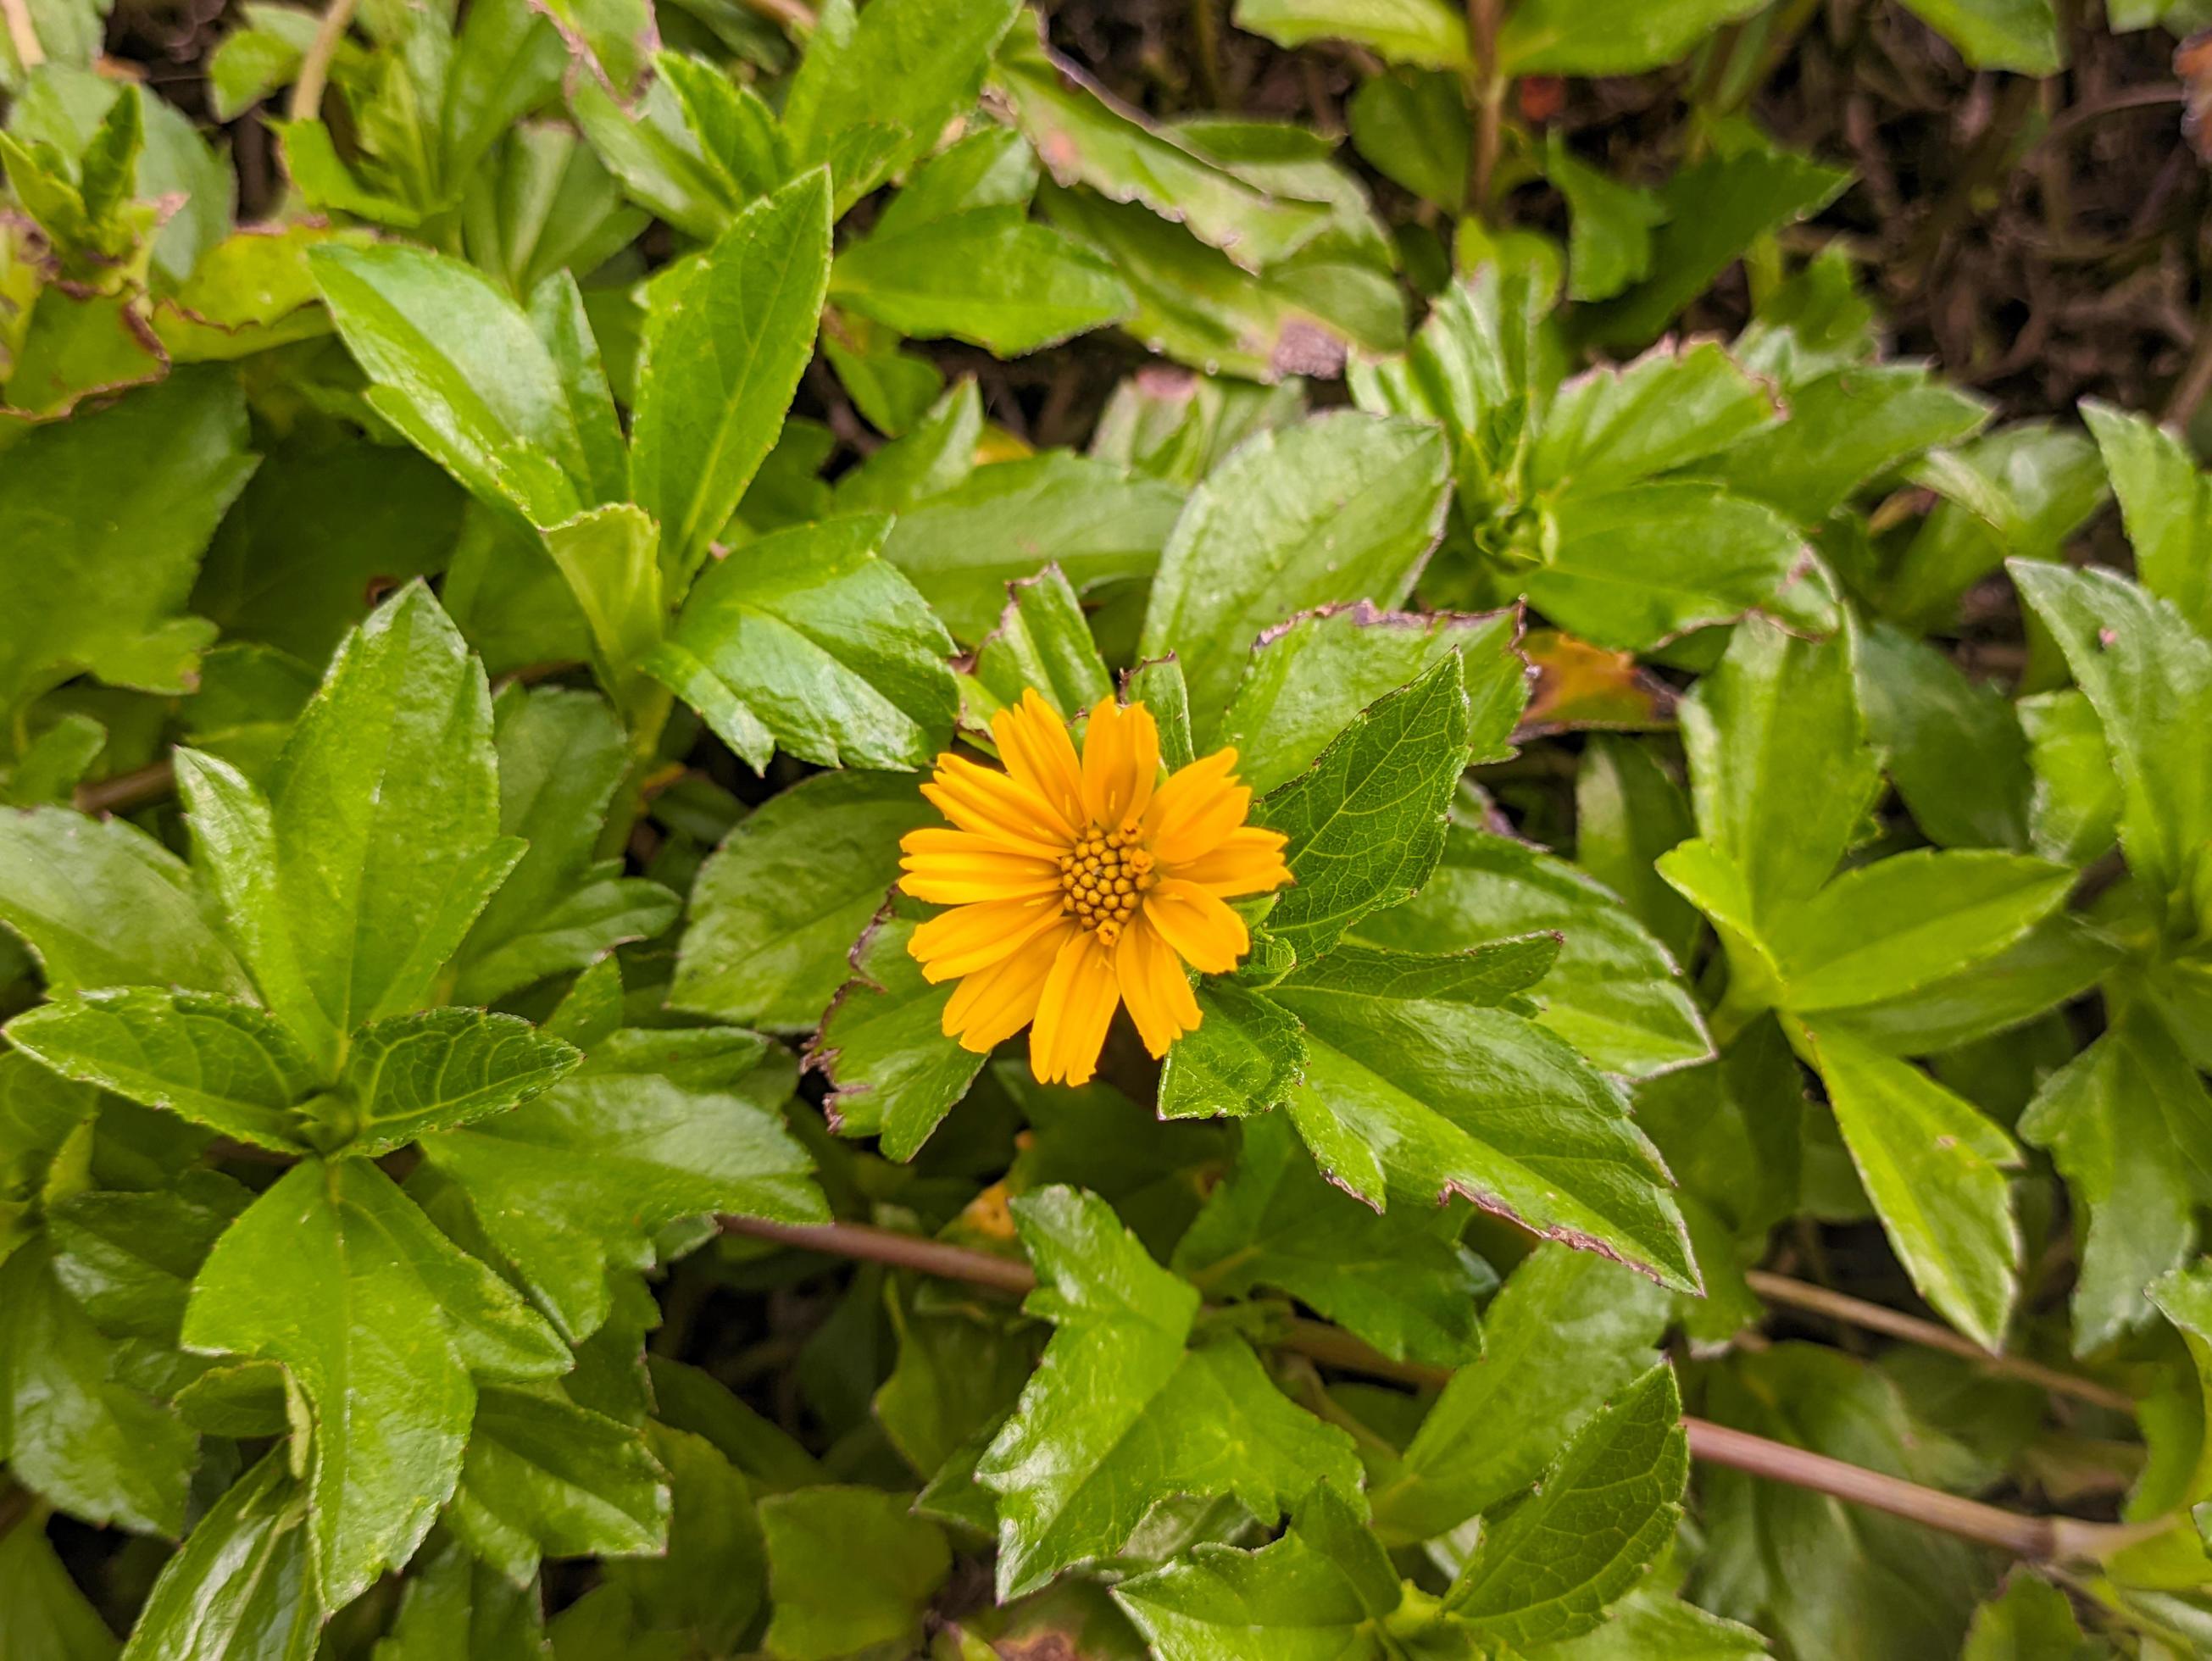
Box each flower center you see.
[1058,819,1157,947]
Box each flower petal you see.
[899,829,1064,904]
[1081,698,1159,829]
[1114,912,1202,1058]
[1029,928,1120,1086]
[1164,825,1292,898]
[1142,748,1253,865]
[942,923,1073,1053]
[922,754,1075,854]
[1143,877,1250,975]
[992,690,1085,832]
[909,893,1073,981]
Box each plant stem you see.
[1745,1270,2135,1414]
[73,758,175,817]
[1,0,42,69]
[722,1214,2166,1562]
[287,0,362,125]
[1464,0,1503,220]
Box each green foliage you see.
[3,0,2208,1653]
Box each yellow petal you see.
[993,689,1086,830]
[1143,877,1249,975]
[1081,698,1159,829]
[1142,748,1252,865]
[1028,928,1120,1086]
[1114,912,1202,1057]
[922,754,1075,853]
[942,923,1072,1053]
[899,830,1064,904]
[1164,825,1292,898]
[909,893,1073,981]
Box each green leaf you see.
[455,685,680,1007]
[1498,0,1763,72]
[759,1486,952,1660]
[1961,1573,2089,1660]
[2020,1002,2212,1353]
[192,586,512,1058]
[1259,656,1470,962]
[1881,424,2107,633]
[881,453,1185,643]
[0,371,256,715]
[1700,1343,1986,1661]
[538,503,665,713]
[646,514,959,773]
[1526,481,1804,653]
[1041,182,1401,383]
[875,1285,1037,1481]
[191,437,465,667]
[422,1037,825,1342]
[0,808,251,997]
[371,1534,552,1661]
[0,1240,197,1536]
[588,1423,767,1654]
[1573,735,1700,968]
[1348,71,1467,214]
[783,0,1020,208]
[1445,1364,1687,1649]
[1175,1112,1483,1365]
[1113,1484,1403,1659]
[978,1186,1364,1598]
[1857,623,2032,851]
[2020,689,2120,867]
[874,125,1041,233]
[1532,342,1776,493]
[1898,0,2062,72]
[448,1382,671,1581]
[628,169,833,583]
[1139,413,1450,734]
[2083,398,2212,638]
[831,207,1131,355]
[310,242,588,525]
[1793,1023,2020,1349]
[1230,0,1468,67]
[1546,134,1667,303]
[673,769,933,1033]
[1158,980,1309,1121]
[1270,946,1699,1291]
[968,564,1116,721]
[1370,1245,1670,1544]
[1212,603,1523,793]
[1703,364,1990,528]
[1680,614,1879,921]
[49,1170,249,1342]
[1765,850,2074,1013]
[812,904,990,1164]
[2011,558,2212,921]
[119,1451,322,1661]
[833,378,984,517]
[336,1008,580,1158]
[1352,828,1710,1079]
[5,989,317,1152]
[181,1159,569,1606]
[995,26,1331,275]
[1580,142,1849,352]
[0,1519,119,1661]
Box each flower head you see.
[900,689,1292,1086]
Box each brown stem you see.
[1464,0,1503,219]
[720,1216,2163,1562]
[286,0,362,123]
[1745,1271,2136,1414]
[1,0,42,69]
[741,0,816,32]
[73,758,175,817]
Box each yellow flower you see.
[900,690,1292,1087]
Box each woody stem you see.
[720,1214,2163,1562]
